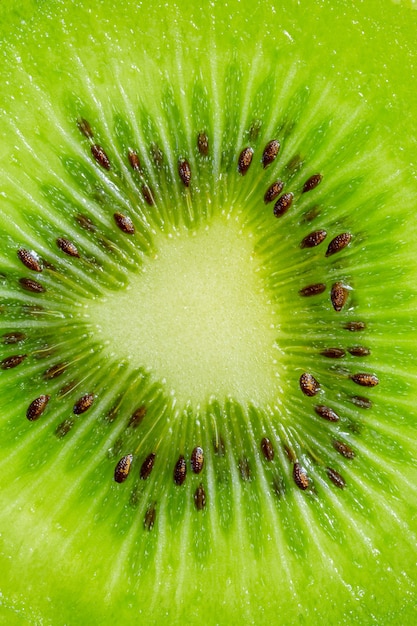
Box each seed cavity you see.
[128,149,141,171]
[350,373,379,387]
[293,462,309,490]
[261,437,274,461]
[332,440,355,459]
[128,405,147,428]
[302,173,323,193]
[262,139,280,168]
[17,249,42,272]
[141,184,154,206]
[348,346,370,357]
[194,483,206,510]
[326,232,352,257]
[140,452,156,480]
[350,395,373,409]
[264,180,284,203]
[73,393,95,415]
[213,435,225,456]
[326,467,346,489]
[273,192,294,218]
[331,282,349,312]
[2,332,26,344]
[191,446,204,474]
[114,212,135,235]
[144,502,156,530]
[197,132,209,156]
[314,405,339,422]
[299,372,320,397]
[77,118,94,139]
[75,214,96,232]
[1,354,27,369]
[58,380,77,397]
[26,394,50,421]
[57,237,80,258]
[299,283,326,297]
[239,457,251,481]
[238,147,253,175]
[344,321,366,332]
[178,158,191,187]
[55,418,74,438]
[321,348,346,359]
[174,455,187,485]
[151,143,163,167]
[300,229,327,248]
[114,454,133,483]
[43,362,67,380]
[19,278,45,293]
[91,144,111,170]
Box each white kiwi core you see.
[88,220,281,407]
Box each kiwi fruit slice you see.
[1,1,417,624]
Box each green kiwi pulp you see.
[1,1,417,624]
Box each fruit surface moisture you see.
[0,1,417,625]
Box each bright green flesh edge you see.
[1,1,417,624]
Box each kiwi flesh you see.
[1,1,417,624]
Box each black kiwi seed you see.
[293,462,309,490]
[299,283,326,297]
[55,418,74,438]
[1,354,27,369]
[43,362,67,380]
[326,467,346,489]
[114,212,135,235]
[273,192,294,218]
[237,147,254,175]
[26,394,50,421]
[350,373,379,387]
[197,131,209,156]
[19,277,45,293]
[144,502,156,531]
[194,483,206,510]
[128,149,141,171]
[325,232,352,257]
[2,332,26,344]
[191,446,204,474]
[56,237,80,258]
[299,372,320,396]
[140,453,156,480]
[331,282,349,312]
[350,395,373,409]
[178,158,191,187]
[261,437,274,461]
[320,348,346,358]
[114,454,133,483]
[302,173,323,193]
[91,144,111,170]
[314,405,340,422]
[348,346,371,357]
[128,405,147,428]
[77,117,94,139]
[262,139,280,168]
[344,321,366,332]
[75,214,96,232]
[264,180,284,203]
[332,439,355,459]
[17,248,43,272]
[239,457,251,481]
[141,184,154,206]
[73,393,95,415]
[174,455,187,485]
[300,229,327,248]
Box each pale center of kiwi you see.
[88,219,281,407]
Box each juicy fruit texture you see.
[1,1,417,624]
